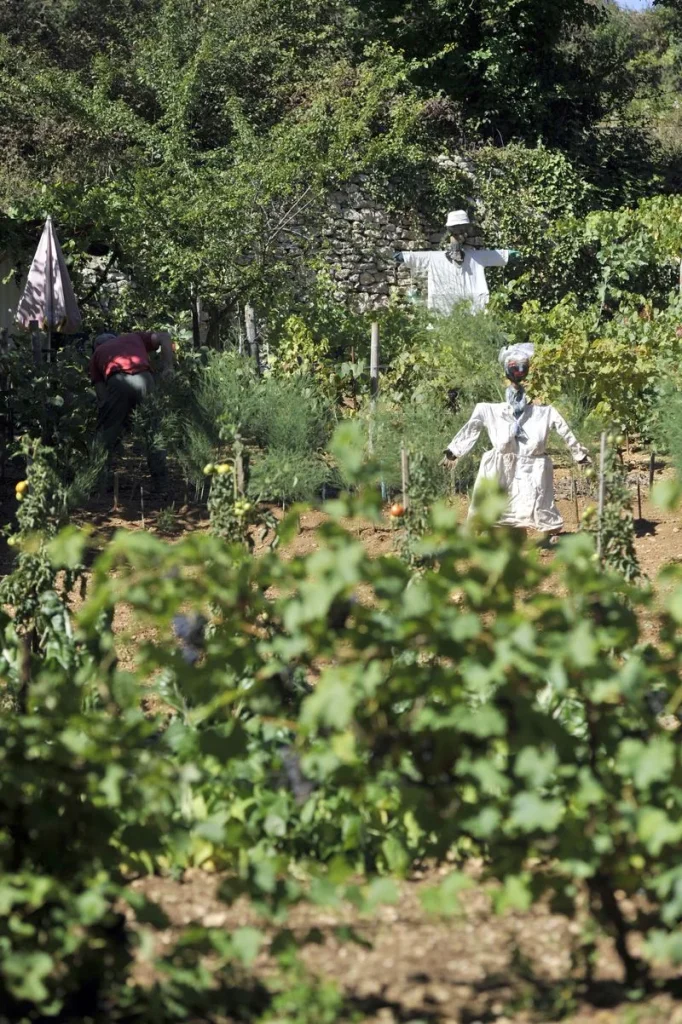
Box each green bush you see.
[6,456,682,1016]
[151,351,337,501]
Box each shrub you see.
[5,465,682,1017]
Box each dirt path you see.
[134,865,682,1024]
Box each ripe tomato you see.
[390,502,406,518]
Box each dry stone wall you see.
[318,156,478,310]
[322,176,443,309]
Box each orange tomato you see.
[390,502,406,518]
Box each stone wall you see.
[315,155,478,310]
[321,176,442,309]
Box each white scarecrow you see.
[394,210,519,314]
[441,343,591,534]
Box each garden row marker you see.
[401,443,410,511]
[597,431,607,562]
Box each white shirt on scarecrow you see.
[399,247,510,314]
[444,342,590,533]
[396,210,511,314]
[446,401,589,532]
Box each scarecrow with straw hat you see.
[394,210,520,314]
[441,343,591,536]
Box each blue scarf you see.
[506,385,529,436]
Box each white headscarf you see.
[499,343,535,434]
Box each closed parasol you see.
[15,216,82,356]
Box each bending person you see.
[90,328,174,493]
[441,343,590,534]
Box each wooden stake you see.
[245,303,258,369]
[401,443,409,511]
[597,432,607,562]
[573,474,580,527]
[113,472,120,511]
[235,450,245,498]
[30,320,41,367]
[637,479,642,522]
[140,485,145,529]
[649,451,655,491]
[370,322,379,400]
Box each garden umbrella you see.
[15,216,82,357]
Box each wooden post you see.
[637,479,642,522]
[140,485,145,529]
[401,443,409,511]
[30,321,41,367]
[649,451,655,491]
[244,303,258,369]
[370,322,379,400]
[597,432,607,562]
[113,472,120,511]
[679,257,682,296]
[191,293,201,348]
[235,451,245,498]
[573,473,580,527]
[350,346,357,411]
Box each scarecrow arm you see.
[446,404,486,458]
[549,406,590,463]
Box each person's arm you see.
[441,404,487,465]
[149,331,174,375]
[549,407,591,464]
[89,352,106,403]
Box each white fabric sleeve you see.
[446,404,486,458]
[401,251,436,272]
[473,249,509,268]
[549,407,589,463]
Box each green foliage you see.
[582,437,640,583]
[7,447,682,1015]
[507,294,682,440]
[473,144,594,308]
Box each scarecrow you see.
[441,343,591,534]
[394,210,519,314]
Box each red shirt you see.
[89,332,157,384]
